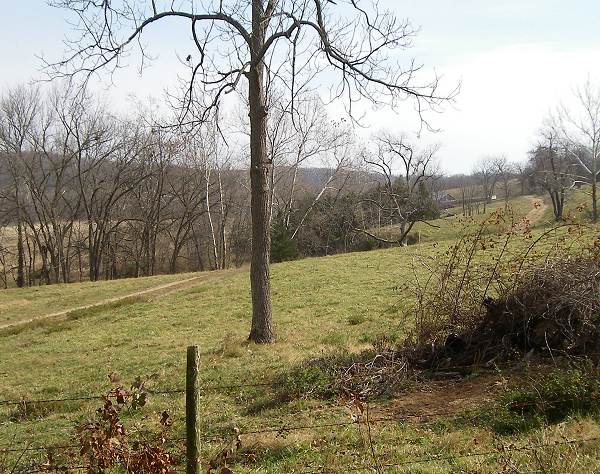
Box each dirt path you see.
[373,373,508,420]
[0,271,236,331]
[524,197,548,226]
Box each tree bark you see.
[217,168,227,270]
[248,0,274,343]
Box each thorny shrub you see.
[2,379,176,473]
[267,208,600,403]
[273,348,410,402]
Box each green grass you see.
[0,246,422,471]
[540,184,597,223]
[0,271,209,327]
[442,179,525,202]
[378,194,540,244]
[1,195,600,472]
[472,369,600,435]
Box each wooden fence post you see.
[186,345,201,474]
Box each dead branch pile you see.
[337,351,409,398]
[410,256,600,368]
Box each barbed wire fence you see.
[1,345,599,473]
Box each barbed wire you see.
[4,351,600,407]
[31,466,90,473]
[0,436,188,454]
[2,391,597,455]
[3,362,600,472]
[0,443,79,454]
[0,381,275,407]
[0,395,102,406]
[5,419,600,471]
[343,435,600,472]
[13,434,600,474]
[227,392,600,438]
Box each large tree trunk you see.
[248,0,274,343]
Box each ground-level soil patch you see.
[374,372,510,419]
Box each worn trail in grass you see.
[0,270,235,328]
[0,268,240,330]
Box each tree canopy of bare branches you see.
[360,132,439,245]
[47,0,455,343]
[555,80,600,222]
[530,124,572,220]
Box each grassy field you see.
[540,185,598,223]
[441,178,524,203]
[373,194,541,244]
[0,271,226,327]
[1,195,600,472]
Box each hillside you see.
[1,195,600,472]
[0,271,238,328]
[373,194,546,244]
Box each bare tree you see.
[360,133,439,245]
[125,128,174,277]
[457,175,480,217]
[270,94,350,230]
[0,84,262,286]
[165,139,209,274]
[0,85,41,286]
[556,80,600,222]
[491,155,513,204]
[513,160,534,196]
[530,125,572,221]
[18,90,84,284]
[47,0,453,342]
[289,129,357,240]
[473,157,501,211]
[64,97,150,281]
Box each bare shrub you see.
[402,207,600,368]
[76,388,174,473]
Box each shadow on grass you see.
[460,367,600,435]
[4,399,84,423]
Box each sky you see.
[1,1,600,174]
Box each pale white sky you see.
[1,1,599,173]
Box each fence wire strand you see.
[0,381,276,407]
[3,363,600,472]
[5,353,600,407]
[339,435,600,472]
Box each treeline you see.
[527,81,600,222]
[440,78,600,222]
[437,154,536,217]
[0,85,441,288]
[0,86,253,288]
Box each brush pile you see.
[411,256,600,368]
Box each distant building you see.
[434,192,457,202]
[434,192,457,209]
